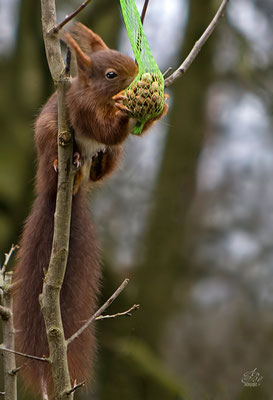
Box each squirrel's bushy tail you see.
[13,190,101,397]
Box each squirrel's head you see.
[62,23,138,102]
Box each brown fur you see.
[13,23,168,398]
[13,191,100,397]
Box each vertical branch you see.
[40,0,65,83]
[0,245,19,400]
[40,1,75,399]
[1,274,17,400]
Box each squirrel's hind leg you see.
[90,146,122,182]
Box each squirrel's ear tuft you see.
[62,31,92,78]
[70,22,109,53]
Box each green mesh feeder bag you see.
[119,0,165,135]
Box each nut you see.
[151,81,159,92]
[151,92,160,102]
[137,80,146,88]
[141,73,153,83]
[135,95,146,106]
[127,89,135,100]
[143,89,149,97]
[134,105,142,115]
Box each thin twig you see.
[165,0,230,87]
[135,0,150,62]
[140,0,150,24]
[0,346,48,363]
[65,381,85,396]
[96,304,140,320]
[1,244,19,276]
[162,67,173,78]
[67,279,130,345]
[50,0,93,34]
[8,367,21,376]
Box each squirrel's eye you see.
[105,71,118,80]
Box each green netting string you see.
[120,0,165,135]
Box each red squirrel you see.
[13,23,168,398]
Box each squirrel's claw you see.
[73,152,82,169]
[113,95,127,102]
[114,102,132,115]
[113,90,132,116]
[53,154,82,172]
[53,159,58,172]
[53,153,82,172]
[112,91,126,102]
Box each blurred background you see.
[0,0,273,399]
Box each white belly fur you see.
[76,135,106,159]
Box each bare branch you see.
[41,0,65,84]
[65,381,85,396]
[40,0,75,398]
[0,346,48,363]
[8,367,21,376]
[135,0,150,61]
[162,67,173,78]
[0,271,17,400]
[96,303,140,320]
[1,244,19,276]
[67,279,130,345]
[1,281,19,296]
[50,0,93,34]
[140,0,150,24]
[164,0,230,87]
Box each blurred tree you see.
[160,0,273,399]
[0,0,51,254]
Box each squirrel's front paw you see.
[112,91,127,102]
[112,91,132,117]
[115,102,132,115]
